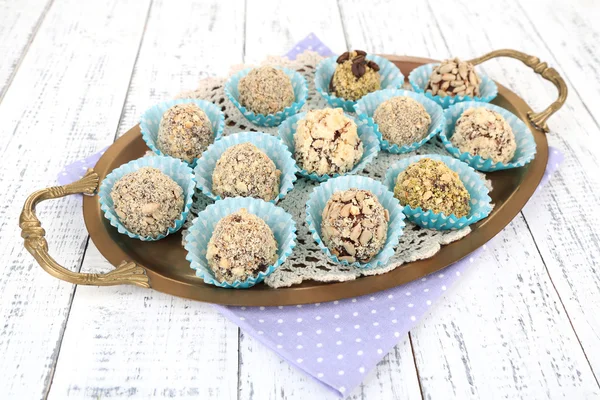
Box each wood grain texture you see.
[47,0,245,398]
[0,0,52,98]
[0,0,151,398]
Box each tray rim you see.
[82,55,549,306]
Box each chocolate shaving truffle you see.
[110,167,184,238]
[294,108,363,176]
[373,96,431,146]
[207,208,278,283]
[238,66,295,115]
[394,158,470,218]
[331,50,381,101]
[451,107,516,164]
[321,188,389,263]
[157,103,214,163]
[212,143,281,201]
[425,58,481,98]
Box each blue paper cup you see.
[305,175,405,269]
[139,98,225,167]
[314,55,405,112]
[439,101,537,171]
[408,63,498,108]
[383,154,492,230]
[194,132,297,203]
[224,67,308,127]
[98,156,196,241]
[184,197,297,288]
[278,111,380,182]
[354,88,446,153]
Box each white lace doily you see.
[177,51,492,288]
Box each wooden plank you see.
[0,0,52,98]
[47,0,245,398]
[0,0,152,398]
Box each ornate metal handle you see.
[468,49,568,133]
[19,170,150,288]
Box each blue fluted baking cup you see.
[439,101,537,172]
[383,154,492,230]
[354,88,446,154]
[184,197,297,288]
[194,131,298,203]
[98,156,196,241]
[139,98,225,167]
[305,175,405,269]
[314,55,405,112]
[408,63,498,108]
[277,111,380,182]
[224,67,308,127]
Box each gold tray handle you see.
[468,49,568,133]
[19,169,150,288]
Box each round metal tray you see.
[20,52,567,306]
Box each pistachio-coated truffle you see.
[331,50,381,101]
[238,66,295,115]
[373,96,431,146]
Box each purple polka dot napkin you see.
[57,33,564,398]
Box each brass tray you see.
[20,50,567,306]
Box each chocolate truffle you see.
[331,50,381,101]
[157,103,214,163]
[373,96,431,146]
[394,158,470,217]
[321,188,389,263]
[425,58,481,98]
[212,143,281,201]
[110,167,184,238]
[294,108,363,176]
[207,208,278,283]
[238,66,295,115]
[451,107,516,164]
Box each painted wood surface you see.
[0,0,599,399]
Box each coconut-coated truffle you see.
[425,58,481,98]
[331,50,381,101]
[294,108,363,176]
[212,143,281,201]
[110,167,184,238]
[238,66,295,115]
[394,158,470,218]
[373,96,431,146]
[451,107,516,164]
[207,208,278,283]
[321,188,389,263]
[157,103,214,163]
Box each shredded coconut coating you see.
[212,143,281,201]
[110,167,184,238]
[157,103,214,163]
[451,107,516,164]
[332,51,380,101]
[238,66,295,115]
[207,208,278,283]
[394,158,470,218]
[294,108,363,176]
[321,189,389,263]
[373,96,431,146]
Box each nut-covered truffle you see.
[157,103,214,163]
[331,50,381,101]
[321,188,389,263]
[207,208,278,283]
[373,96,431,146]
[110,167,184,238]
[451,107,516,164]
[238,66,295,115]
[394,158,470,217]
[294,108,364,176]
[425,58,481,98]
[212,143,281,201]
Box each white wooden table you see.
[1,0,599,398]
